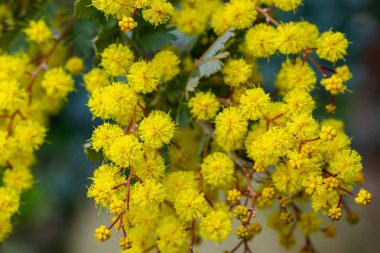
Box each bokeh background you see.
[1,0,380,252]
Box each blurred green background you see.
[1,0,380,252]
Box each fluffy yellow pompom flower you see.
[188,91,220,121]
[0,217,12,242]
[14,120,46,150]
[201,152,234,188]
[100,43,134,76]
[91,123,124,154]
[0,54,29,82]
[132,179,165,211]
[88,82,137,122]
[24,20,52,43]
[142,0,174,26]
[222,58,252,87]
[245,24,278,58]
[174,188,208,222]
[3,166,33,193]
[109,135,143,167]
[151,50,180,82]
[262,187,276,199]
[65,56,84,75]
[355,188,371,206]
[276,22,307,54]
[0,187,20,219]
[298,21,319,48]
[139,111,175,149]
[92,0,133,19]
[87,164,125,207]
[284,89,315,116]
[200,210,232,242]
[41,68,74,98]
[298,212,321,235]
[156,216,187,253]
[94,225,111,242]
[335,65,352,82]
[239,88,271,120]
[175,9,207,35]
[329,149,362,181]
[321,75,346,95]
[316,31,348,62]
[275,60,317,93]
[274,0,302,12]
[225,0,257,30]
[227,189,241,203]
[119,16,137,32]
[133,146,165,180]
[215,107,248,151]
[83,68,109,93]
[0,80,27,112]
[127,60,160,94]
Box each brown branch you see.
[256,6,279,26]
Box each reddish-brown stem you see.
[188,219,195,253]
[141,245,156,253]
[338,186,357,197]
[112,181,128,190]
[298,137,321,153]
[230,240,244,253]
[244,208,255,226]
[125,171,134,210]
[337,193,343,208]
[108,214,122,230]
[137,102,148,117]
[321,66,337,74]
[204,194,215,208]
[302,51,328,78]
[131,5,138,18]
[256,6,279,26]
[244,240,253,253]
[330,95,335,106]
[7,110,25,136]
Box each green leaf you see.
[133,25,177,53]
[83,142,104,163]
[74,0,106,23]
[69,20,99,57]
[176,102,191,128]
[185,29,234,94]
[92,23,124,54]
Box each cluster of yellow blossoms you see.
[86,1,372,253]
[0,17,82,241]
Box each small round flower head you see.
[200,210,232,242]
[119,236,133,250]
[236,225,249,239]
[355,188,371,206]
[335,65,352,82]
[303,175,323,195]
[298,21,319,48]
[0,187,20,219]
[188,91,220,121]
[14,120,46,150]
[108,135,143,167]
[176,9,208,35]
[65,56,84,75]
[276,22,307,55]
[323,177,339,191]
[94,225,111,242]
[225,0,257,30]
[346,212,359,224]
[274,0,302,12]
[298,212,322,235]
[92,0,133,19]
[142,0,174,26]
[262,187,276,199]
[280,211,293,224]
[201,152,234,188]
[275,60,317,93]
[211,8,230,35]
[156,216,187,252]
[151,50,180,82]
[83,68,109,93]
[0,80,27,112]
[321,75,346,95]
[174,188,208,222]
[109,198,125,214]
[227,189,241,203]
[239,88,271,121]
[3,166,33,193]
[328,207,342,221]
[245,24,278,58]
[139,111,175,149]
[329,149,362,181]
[280,234,296,249]
[41,68,74,98]
[91,123,124,154]
[316,31,348,62]
[24,20,52,43]
[119,16,137,32]
[222,58,252,87]
[322,225,337,238]
[320,125,337,141]
[284,89,315,116]
[214,107,248,151]
[325,104,336,115]
[127,60,160,94]
[132,179,165,211]
[100,43,134,76]
[234,205,250,222]
[88,82,138,122]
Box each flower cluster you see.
[0,18,78,241]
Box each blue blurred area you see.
[1,0,380,252]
